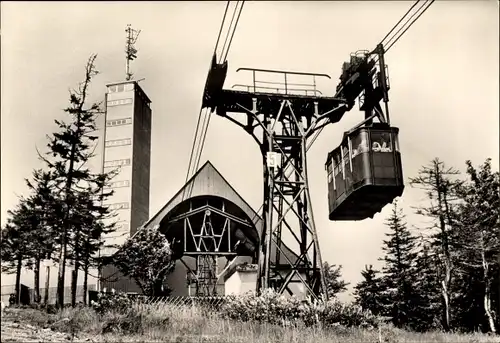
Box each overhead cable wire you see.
[379,0,422,46]
[222,1,245,62]
[307,0,434,152]
[183,1,245,201]
[219,1,241,64]
[182,2,232,201]
[385,0,434,52]
[191,1,245,179]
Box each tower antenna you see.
[125,24,141,81]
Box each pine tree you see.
[68,176,116,306]
[379,201,419,328]
[37,54,112,308]
[454,159,500,333]
[353,265,387,317]
[24,169,60,303]
[1,199,35,304]
[409,158,462,331]
[323,262,349,299]
[412,238,442,331]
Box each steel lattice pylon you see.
[202,63,352,300]
[260,99,328,298]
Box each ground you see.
[1,305,498,343]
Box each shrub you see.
[90,291,132,315]
[220,289,379,329]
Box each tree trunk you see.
[15,254,22,305]
[484,282,496,334]
[83,258,89,305]
[441,278,451,331]
[44,266,50,305]
[56,241,68,308]
[71,261,80,307]
[435,163,453,331]
[480,238,497,333]
[33,255,41,303]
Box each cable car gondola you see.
[325,122,404,221]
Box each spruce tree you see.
[409,158,462,331]
[1,199,34,304]
[37,54,115,308]
[323,262,349,299]
[379,201,419,328]
[24,169,60,303]
[454,159,499,333]
[353,265,387,317]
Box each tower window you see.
[106,180,131,189]
[108,98,133,107]
[108,202,130,211]
[104,158,131,168]
[106,118,132,127]
[105,138,132,148]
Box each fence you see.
[137,295,227,311]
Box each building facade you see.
[101,80,152,255]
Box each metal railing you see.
[232,67,331,97]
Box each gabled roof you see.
[142,160,303,267]
[143,160,262,234]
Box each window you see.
[117,84,124,92]
[351,131,369,158]
[107,98,133,107]
[104,158,131,168]
[108,202,130,211]
[394,133,400,152]
[370,131,392,153]
[333,151,342,175]
[124,83,134,91]
[105,138,131,148]
[106,118,132,127]
[106,180,130,188]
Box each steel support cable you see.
[307,0,434,152]
[379,0,422,47]
[182,2,233,201]
[221,1,245,62]
[219,1,241,64]
[191,0,246,182]
[385,0,434,52]
[184,1,232,179]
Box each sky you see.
[1,1,499,299]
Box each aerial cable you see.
[379,0,422,47]
[221,1,245,62]
[385,0,434,52]
[191,0,246,177]
[214,2,231,56]
[219,1,241,63]
[183,2,234,201]
[305,0,434,153]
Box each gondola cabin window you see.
[371,131,392,153]
[333,151,344,195]
[371,131,396,183]
[351,131,369,158]
[327,162,333,183]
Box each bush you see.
[220,289,379,329]
[90,291,133,315]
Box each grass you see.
[2,303,498,343]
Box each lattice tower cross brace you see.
[257,98,329,300]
